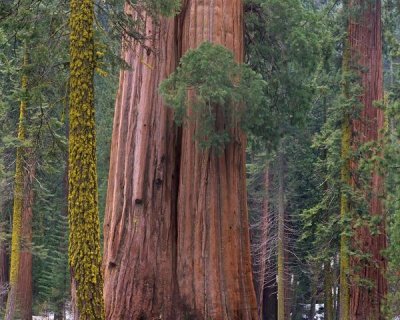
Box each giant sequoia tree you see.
[103,5,180,318]
[340,0,387,318]
[103,0,257,319]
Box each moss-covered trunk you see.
[4,46,28,320]
[68,0,104,317]
[339,111,351,320]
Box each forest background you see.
[0,0,400,319]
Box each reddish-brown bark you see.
[102,5,181,319]
[176,1,257,318]
[103,1,257,319]
[16,154,35,320]
[348,1,387,318]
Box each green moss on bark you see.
[4,46,28,320]
[68,0,104,318]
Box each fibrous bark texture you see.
[16,153,35,320]
[103,1,258,319]
[348,1,387,319]
[176,0,257,318]
[103,6,180,319]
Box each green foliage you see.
[381,3,400,314]
[0,0,119,315]
[244,0,322,151]
[160,42,266,150]
[143,0,181,16]
[94,71,118,230]
[33,158,69,315]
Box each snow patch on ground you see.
[33,313,73,320]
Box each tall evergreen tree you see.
[68,0,104,318]
[348,0,388,319]
[5,44,28,320]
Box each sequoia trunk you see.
[102,6,181,319]
[176,0,257,318]
[104,1,257,319]
[16,152,35,320]
[348,0,387,319]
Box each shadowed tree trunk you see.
[0,179,9,309]
[256,164,272,320]
[176,0,258,318]
[324,260,334,320]
[251,163,277,320]
[276,151,285,320]
[16,152,35,320]
[347,0,387,319]
[102,5,181,319]
[263,280,277,320]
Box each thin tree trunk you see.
[53,302,64,320]
[309,272,316,320]
[324,260,334,320]
[253,163,277,320]
[334,255,340,320]
[176,0,258,318]
[16,152,35,320]
[348,1,387,319]
[4,45,28,320]
[290,273,299,320]
[263,280,277,320]
[102,5,181,319]
[277,151,285,320]
[339,32,351,320]
[257,164,270,319]
[0,179,9,309]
